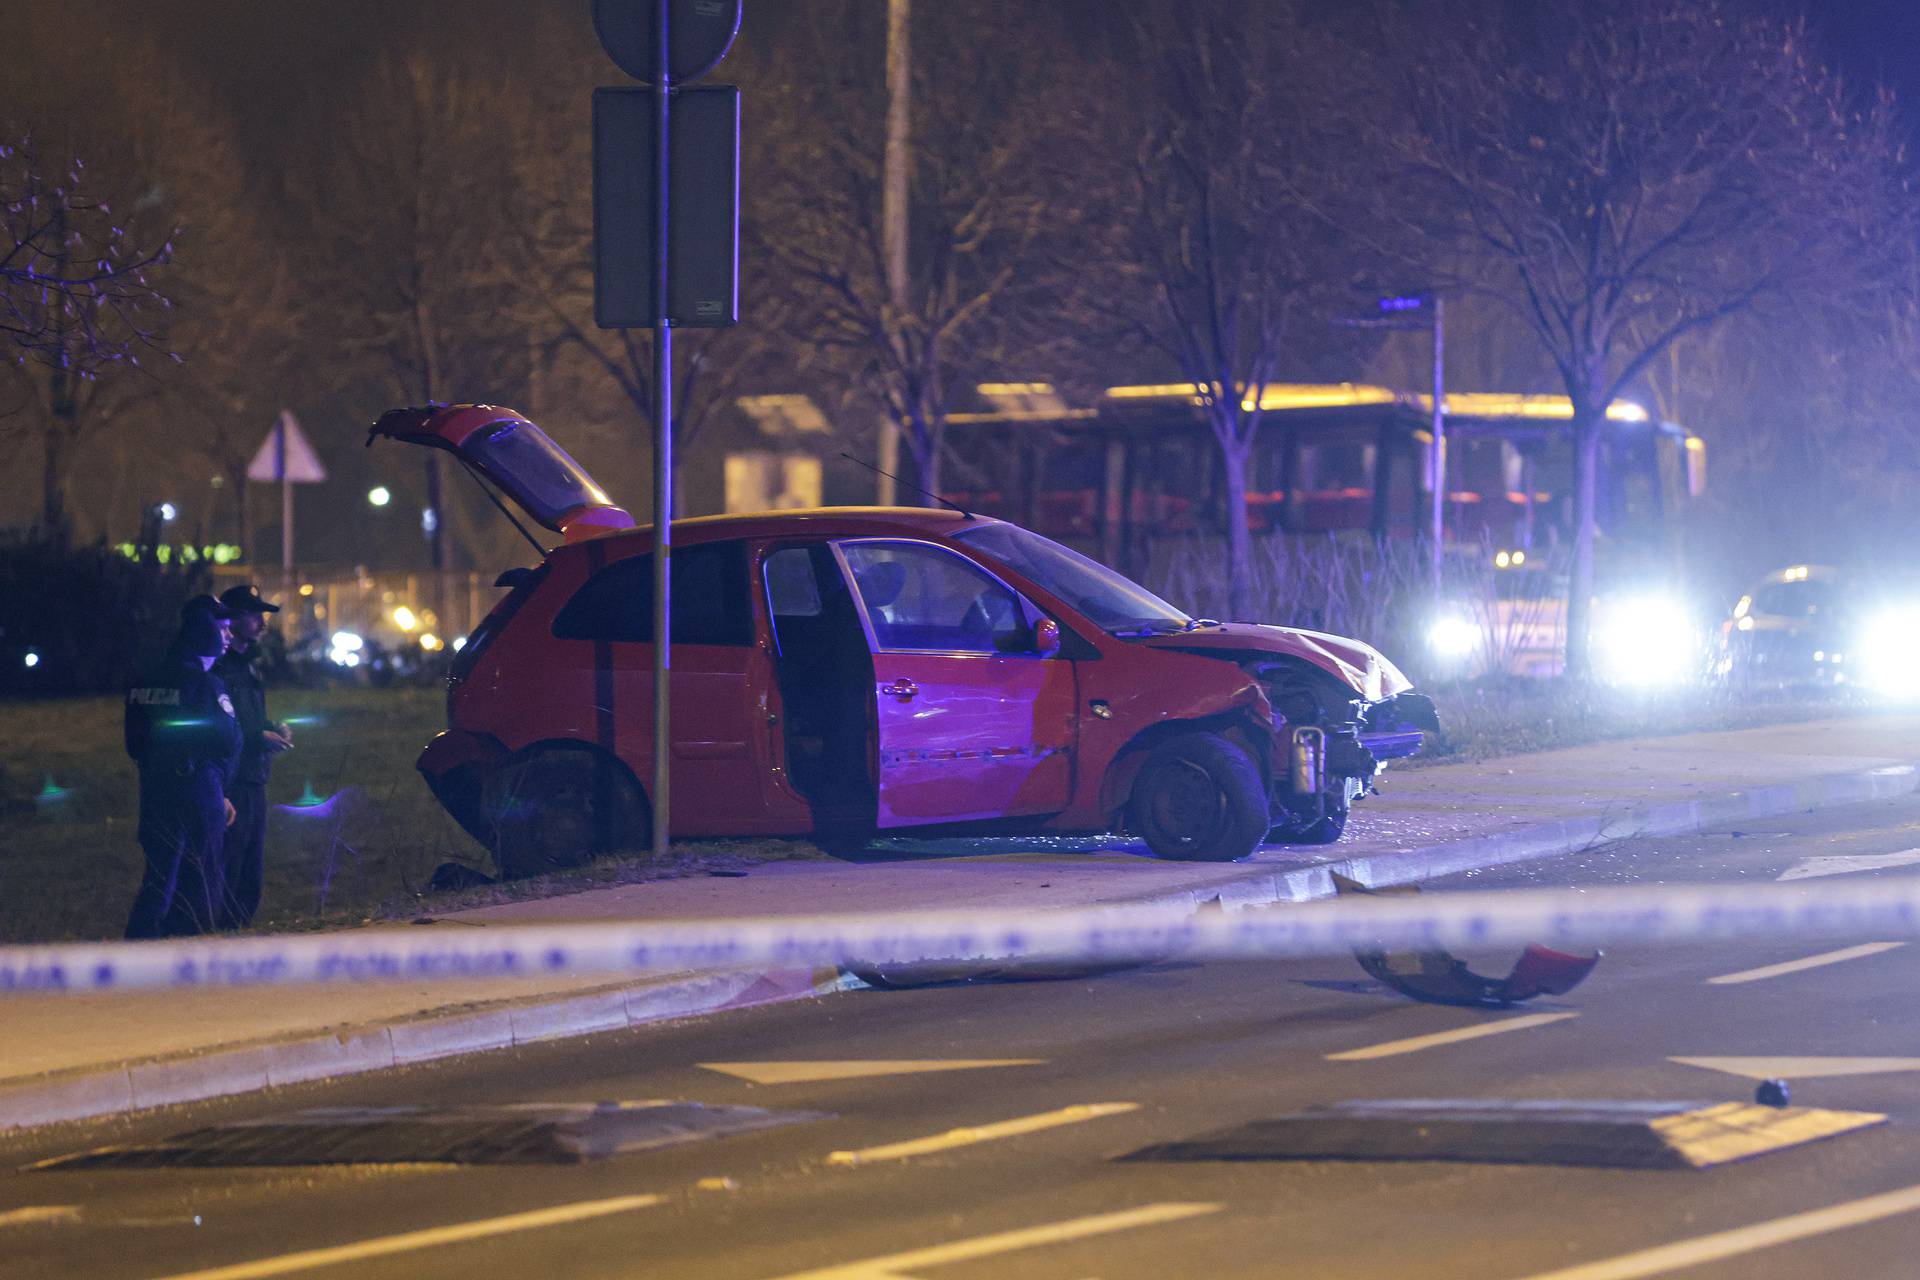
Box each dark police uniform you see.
[212,642,271,929]
[124,646,242,939]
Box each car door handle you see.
[879,677,919,701]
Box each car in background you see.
[1713,564,1920,697]
[369,404,1438,879]
[1715,565,1849,690]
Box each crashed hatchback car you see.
[370,404,1437,879]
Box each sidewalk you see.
[4,714,1917,1131]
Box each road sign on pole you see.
[247,410,325,596]
[592,85,740,329]
[593,0,744,861]
[592,0,741,84]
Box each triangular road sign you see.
[247,410,327,484]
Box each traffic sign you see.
[246,410,326,483]
[593,85,740,329]
[593,0,742,85]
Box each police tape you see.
[5,875,1920,994]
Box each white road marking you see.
[1327,1012,1578,1061]
[0,1205,83,1229]
[146,1194,662,1280]
[1672,1055,1920,1081]
[826,1103,1138,1164]
[1508,1180,1920,1279]
[1707,941,1906,984]
[763,1202,1220,1280]
[701,1059,1043,1085]
[1778,848,1920,881]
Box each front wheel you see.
[1129,733,1269,862]
[481,747,649,880]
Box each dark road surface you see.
[11,791,1920,1279]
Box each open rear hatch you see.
[367,403,635,544]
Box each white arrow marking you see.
[1707,942,1906,985]
[701,1059,1044,1085]
[1778,848,1920,881]
[1671,1056,1920,1081]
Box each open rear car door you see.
[367,404,635,544]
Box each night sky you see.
[122,1,1920,165]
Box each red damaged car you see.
[370,404,1438,878]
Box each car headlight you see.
[1596,594,1695,687]
[1426,615,1482,661]
[1859,605,1920,698]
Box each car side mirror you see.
[1031,618,1061,656]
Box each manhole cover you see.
[1127,1098,1886,1170]
[32,1101,826,1170]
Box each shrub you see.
[0,533,211,696]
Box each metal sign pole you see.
[651,0,673,859]
[1430,294,1446,598]
[278,414,293,600]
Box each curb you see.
[1111,762,1920,914]
[0,966,863,1134]
[2,761,1912,1134]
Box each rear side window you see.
[552,541,753,645]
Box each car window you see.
[765,546,823,619]
[840,541,1026,654]
[552,541,752,645]
[1753,581,1831,618]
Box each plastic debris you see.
[1332,872,1600,1008]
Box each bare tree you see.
[304,50,530,570]
[1062,1,1368,619]
[504,40,790,517]
[752,0,1052,499]
[1373,0,1912,674]
[0,135,175,538]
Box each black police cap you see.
[218,585,281,615]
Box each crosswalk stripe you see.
[764,1202,1220,1280]
[147,1195,663,1280]
[1508,1181,1920,1279]
[701,1059,1044,1085]
[826,1103,1138,1165]
[1707,942,1905,985]
[1327,1012,1578,1061]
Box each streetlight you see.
[156,501,178,522]
[367,485,392,507]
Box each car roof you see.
[557,506,994,557]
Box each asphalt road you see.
[11,790,1920,1279]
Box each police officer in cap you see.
[214,584,292,928]
[123,595,243,939]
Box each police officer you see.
[123,596,243,939]
[214,584,291,929]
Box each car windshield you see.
[953,522,1190,632]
